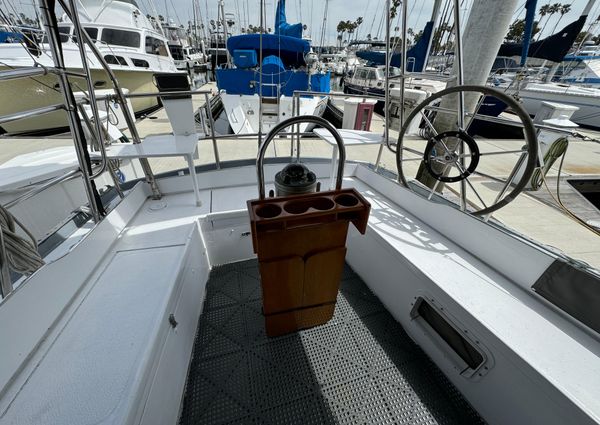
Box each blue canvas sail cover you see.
[355,20,434,72]
[275,0,303,39]
[227,34,310,67]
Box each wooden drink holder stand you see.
[248,116,371,337]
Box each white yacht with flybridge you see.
[0,0,177,135]
[1,1,600,425]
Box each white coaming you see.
[1,163,599,424]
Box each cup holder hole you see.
[256,204,282,218]
[284,197,335,214]
[284,202,308,215]
[335,194,359,207]
[312,198,335,210]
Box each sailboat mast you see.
[424,0,443,66]
[520,0,538,67]
[318,0,328,52]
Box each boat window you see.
[72,27,98,44]
[101,28,141,48]
[367,70,377,81]
[42,26,70,44]
[131,58,150,68]
[355,69,368,80]
[169,45,185,60]
[146,36,169,56]
[84,27,98,41]
[104,55,128,66]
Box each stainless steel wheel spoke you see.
[419,110,439,137]
[427,165,451,200]
[479,149,529,156]
[456,162,488,209]
[464,94,485,132]
[402,146,427,157]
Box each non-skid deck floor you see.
[180,259,485,425]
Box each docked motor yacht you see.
[0,0,177,135]
[163,19,206,72]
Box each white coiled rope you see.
[0,205,44,275]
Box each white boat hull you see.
[0,67,159,135]
[505,83,600,128]
[219,92,328,134]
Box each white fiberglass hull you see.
[506,83,600,128]
[220,92,328,134]
[0,67,159,135]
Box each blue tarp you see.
[356,21,434,72]
[227,34,310,68]
[216,68,330,96]
[216,68,313,97]
[311,73,330,93]
[262,55,285,74]
[275,0,303,39]
[233,49,258,68]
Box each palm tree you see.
[551,3,571,33]
[354,17,363,41]
[538,3,551,29]
[538,3,559,39]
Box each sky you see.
[5,0,600,45]
[153,0,600,45]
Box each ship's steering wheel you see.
[395,85,538,217]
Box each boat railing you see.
[0,0,162,298]
[291,90,388,162]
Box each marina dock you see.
[1,81,598,269]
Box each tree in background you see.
[551,3,571,33]
[505,18,541,43]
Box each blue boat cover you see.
[227,34,310,68]
[0,30,24,43]
[216,69,330,97]
[311,73,330,93]
[233,49,258,68]
[356,21,434,72]
[275,0,303,39]
[262,55,285,74]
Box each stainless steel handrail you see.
[0,104,65,125]
[203,92,221,168]
[257,115,346,200]
[56,0,161,200]
[67,0,107,181]
[292,90,385,100]
[93,89,212,100]
[39,0,102,223]
[4,169,82,210]
[0,66,88,82]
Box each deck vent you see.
[416,299,484,370]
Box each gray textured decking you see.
[179,259,484,425]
